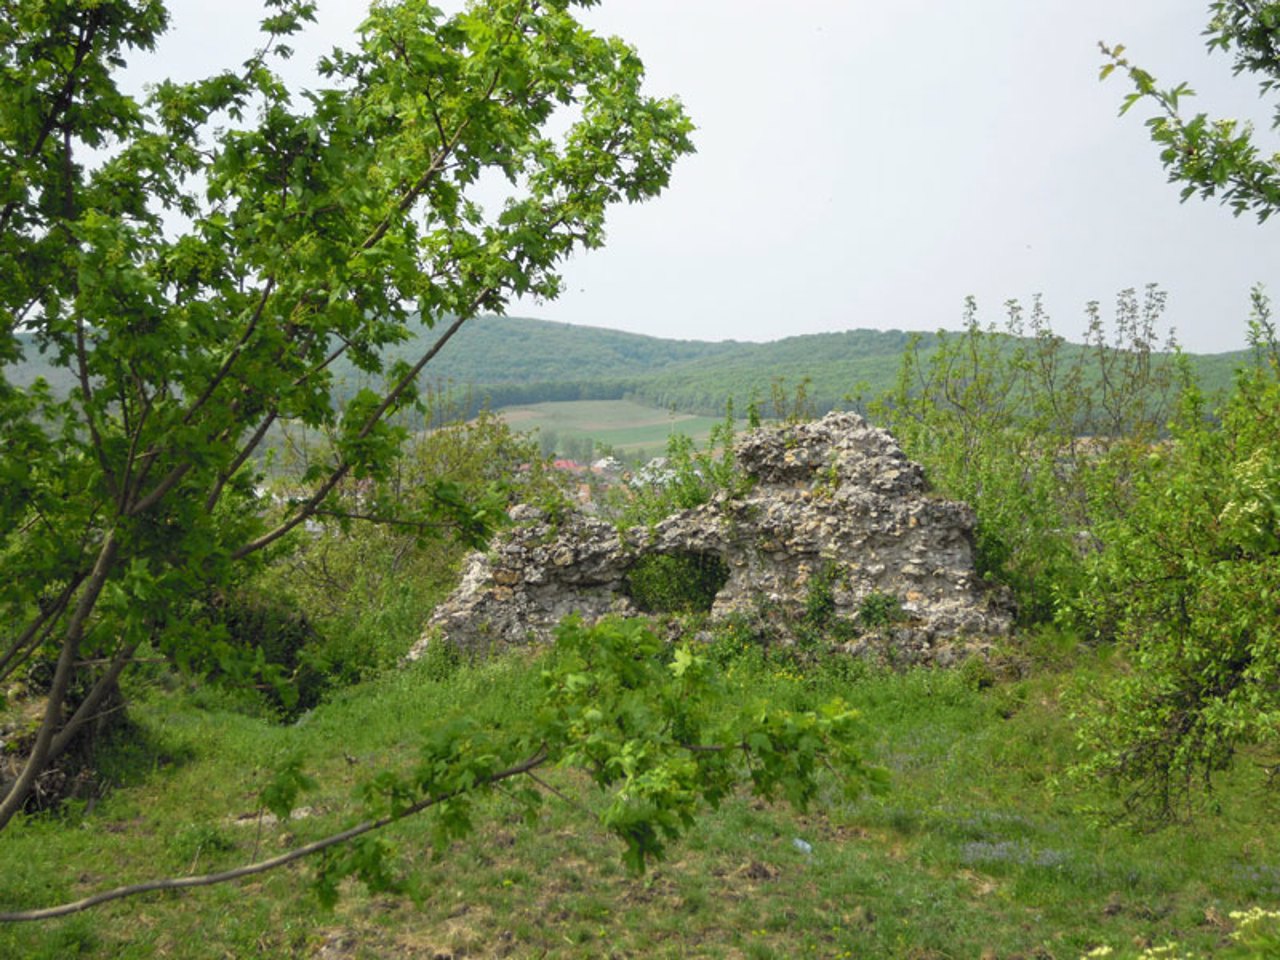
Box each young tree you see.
[870,289,1184,625]
[1070,294,1280,818]
[0,0,694,829]
[1073,5,1280,815]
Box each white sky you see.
[137,1,1280,353]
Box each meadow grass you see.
[1,631,1277,959]
[495,399,731,457]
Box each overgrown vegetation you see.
[0,615,881,923]
[4,626,1280,957]
[0,0,694,828]
[870,284,1280,819]
[851,0,1280,825]
[1068,298,1280,819]
[602,405,749,529]
[625,552,729,615]
[871,286,1187,625]
[5,1,1280,955]
[248,404,563,695]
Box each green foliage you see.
[858,591,906,629]
[260,756,318,823]
[791,562,860,648]
[625,551,729,615]
[0,0,693,827]
[769,375,818,424]
[372,315,723,404]
[1068,294,1280,819]
[198,589,327,720]
[414,632,462,683]
[871,287,1186,623]
[168,823,236,865]
[803,563,839,630]
[6,622,1280,954]
[1072,8,1280,818]
[265,615,883,900]
[606,405,749,529]
[1101,5,1280,222]
[1229,908,1280,958]
[1083,907,1280,958]
[10,316,1249,427]
[256,404,565,687]
[537,617,882,872]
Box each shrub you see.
[1068,294,1280,818]
[254,402,568,691]
[195,589,328,720]
[604,405,748,529]
[858,591,906,629]
[870,288,1186,624]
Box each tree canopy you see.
[1067,5,1280,815]
[0,0,694,828]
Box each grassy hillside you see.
[2,632,1277,959]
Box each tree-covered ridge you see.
[628,327,927,415]
[398,314,727,384]
[13,316,1253,419]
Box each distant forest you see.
[12,315,1250,420]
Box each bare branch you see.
[0,532,120,831]
[231,300,485,561]
[181,279,277,428]
[0,746,549,923]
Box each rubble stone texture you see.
[407,412,1013,664]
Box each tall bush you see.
[0,0,693,827]
[257,402,566,682]
[871,288,1185,623]
[1070,293,1280,817]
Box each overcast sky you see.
[139,1,1280,353]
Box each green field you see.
[3,632,1278,959]
[496,399,733,459]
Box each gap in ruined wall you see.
[624,551,730,615]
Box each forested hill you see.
[11,317,1251,417]
[368,317,1251,416]
[410,315,726,384]
[394,318,935,414]
[7,317,726,399]
[626,328,924,414]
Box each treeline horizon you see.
[12,313,1253,422]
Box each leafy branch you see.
[0,617,882,922]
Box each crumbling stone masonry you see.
[407,412,1013,664]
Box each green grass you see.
[2,633,1277,958]
[496,399,733,458]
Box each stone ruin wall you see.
[406,412,1013,665]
